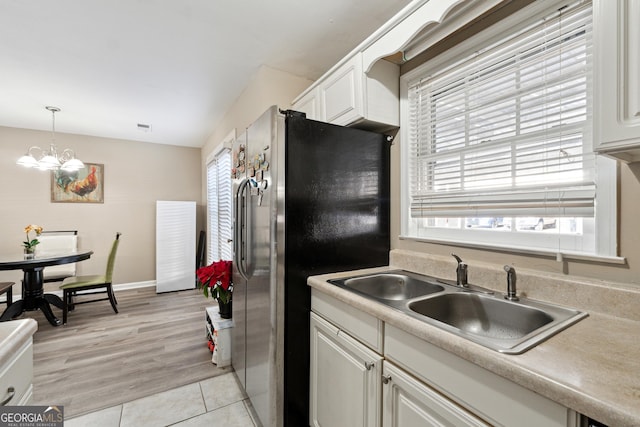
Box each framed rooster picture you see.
[51,163,104,203]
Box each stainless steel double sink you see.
[328,270,587,354]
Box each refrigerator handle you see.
[234,178,251,281]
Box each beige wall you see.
[200,65,312,254]
[390,137,640,288]
[0,126,202,287]
[202,65,312,159]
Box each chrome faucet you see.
[504,265,519,301]
[451,254,469,288]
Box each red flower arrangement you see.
[196,260,233,304]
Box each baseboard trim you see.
[114,280,157,292]
[2,280,158,301]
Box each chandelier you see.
[16,106,85,172]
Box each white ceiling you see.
[0,0,412,148]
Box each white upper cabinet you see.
[320,53,365,126]
[292,0,502,132]
[361,0,501,72]
[291,87,319,121]
[292,53,399,131]
[594,0,640,162]
[320,53,399,130]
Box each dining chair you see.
[196,230,206,270]
[38,230,78,283]
[196,230,206,287]
[60,232,121,325]
[0,282,14,308]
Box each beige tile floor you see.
[64,373,257,427]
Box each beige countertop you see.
[308,263,640,427]
[0,318,37,367]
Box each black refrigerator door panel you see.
[283,112,391,426]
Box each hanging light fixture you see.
[16,106,85,172]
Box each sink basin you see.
[409,293,553,340]
[329,271,444,301]
[407,292,587,354]
[327,269,587,354]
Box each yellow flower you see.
[23,224,44,249]
[24,224,43,235]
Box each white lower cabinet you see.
[0,339,34,406]
[310,290,580,427]
[385,324,580,427]
[382,361,489,427]
[309,312,382,427]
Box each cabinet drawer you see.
[0,339,33,407]
[385,325,575,427]
[383,361,490,427]
[311,289,383,353]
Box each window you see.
[401,0,617,258]
[207,145,233,263]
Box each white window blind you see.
[207,148,232,263]
[408,1,595,219]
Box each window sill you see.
[398,235,626,265]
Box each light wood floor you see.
[25,286,230,418]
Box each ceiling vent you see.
[137,123,152,132]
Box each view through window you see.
[206,147,233,263]
[402,0,616,256]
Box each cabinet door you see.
[594,0,640,161]
[310,312,382,427]
[0,339,33,407]
[292,87,321,121]
[382,362,489,427]
[320,54,364,126]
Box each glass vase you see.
[23,247,35,260]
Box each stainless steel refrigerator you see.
[232,106,390,427]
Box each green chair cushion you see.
[60,275,108,289]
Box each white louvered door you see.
[156,200,196,293]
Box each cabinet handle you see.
[1,387,15,406]
[364,361,375,370]
[381,375,391,384]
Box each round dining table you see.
[0,250,93,326]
